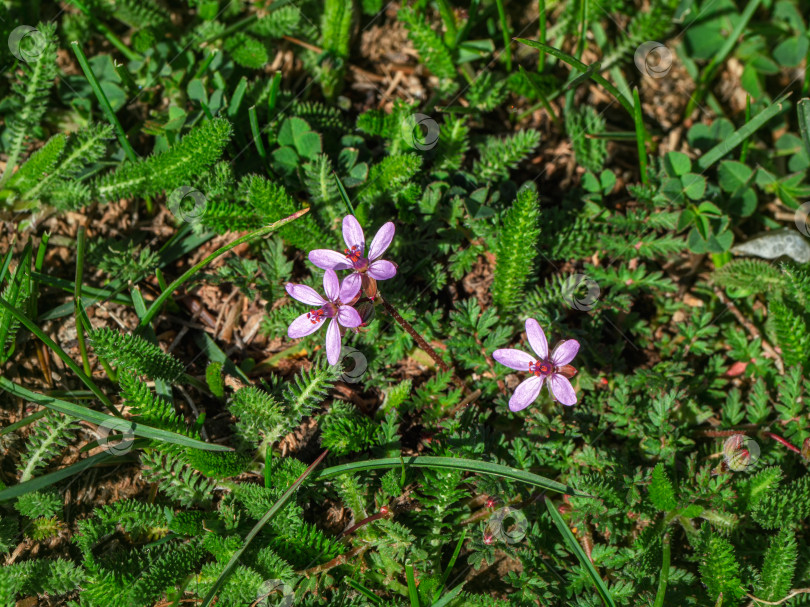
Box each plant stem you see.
[139,208,309,328]
[74,227,91,376]
[764,432,802,454]
[652,533,670,607]
[377,293,466,391]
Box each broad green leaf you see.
[664,151,692,177]
[682,173,707,200]
[717,160,753,192]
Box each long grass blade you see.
[0,377,230,452]
[0,294,120,415]
[696,95,790,170]
[139,208,309,327]
[515,39,633,115]
[200,449,329,607]
[312,456,586,496]
[545,496,616,607]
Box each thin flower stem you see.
[377,293,467,392]
[764,432,802,454]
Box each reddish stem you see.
[764,432,802,454]
[378,293,468,392]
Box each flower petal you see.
[325,318,342,365]
[525,318,548,360]
[288,311,324,338]
[342,215,365,252]
[551,339,580,366]
[492,348,535,371]
[340,273,362,302]
[367,222,395,261]
[337,304,363,328]
[367,260,397,280]
[309,249,352,271]
[548,374,577,405]
[323,269,340,301]
[509,376,544,412]
[286,283,326,306]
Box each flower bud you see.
[723,434,759,472]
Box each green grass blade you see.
[406,561,420,607]
[333,171,356,216]
[696,96,790,170]
[437,529,466,598]
[515,38,633,115]
[345,578,383,605]
[545,496,616,607]
[798,98,810,156]
[139,207,310,327]
[633,88,648,185]
[248,105,267,160]
[71,41,137,162]
[494,0,511,71]
[200,449,329,607]
[0,294,120,415]
[0,377,231,452]
[430,582,466,607]
[312,456,586,495]
[0,450,120,502]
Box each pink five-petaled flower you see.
[308,215,397,298]
[286,269,362,365]
[493,319,580,410]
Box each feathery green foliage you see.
[90,329,185,382]
[491,186,541,311]
[94,118,232,203]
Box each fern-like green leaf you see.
[94,118,232,202]
[491,187,541,311]
[473,129,541,182]
[648,462,678,511]
[757,527,797,601]
[90,329,185,382]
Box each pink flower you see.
[286,269,362,365]
[308,215,397,297]
[493,319,580,410]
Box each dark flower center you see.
[307,302,338,323]
[529,361,554,377]
[344,245,364,264]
